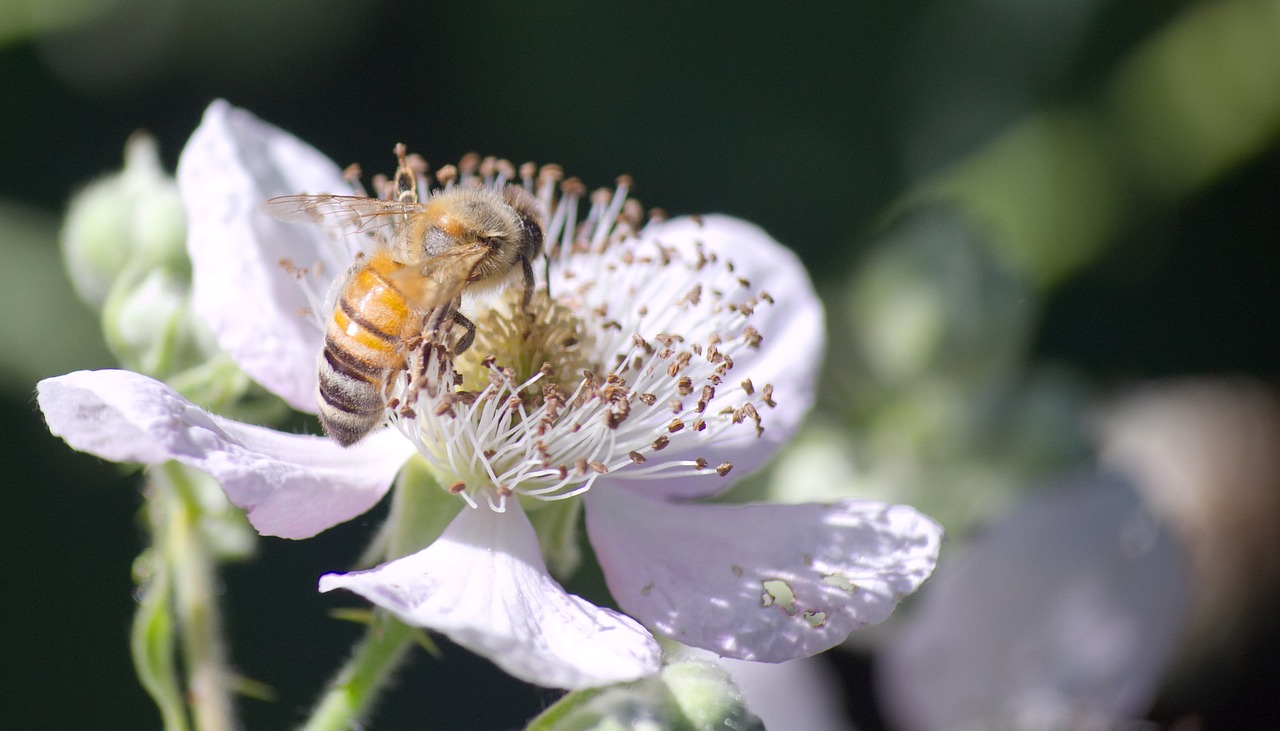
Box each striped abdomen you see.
[317,252,415,446]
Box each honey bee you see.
[263,146,545,446]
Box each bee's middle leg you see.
[451,311,476,355]
[520,254,536,310]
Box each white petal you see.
[178,100,350,411]
[596,215,825,500]
[320,503,661,689]
[585,487,941,662]
[37,369,413,538]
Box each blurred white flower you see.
[878,475,1188,730]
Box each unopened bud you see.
[61,133,187,309]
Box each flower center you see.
[377,158,777,512]
[455,287,598,396]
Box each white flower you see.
[37,100,942,689]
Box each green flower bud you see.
[527,659,763,731]
[61,132,186,309]
[100,265,205,378]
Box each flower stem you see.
[301,457,454,731]
[158,462,239,731]
[299,613,416,731]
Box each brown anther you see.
[483,449,497,460]
[520,161,537,179]
[762,383,776,407]
[638,393,658,406]
[540,362,556,378]
[668,418,685,433]
[652,435,670,451]
[693,457,708,470]
[742,326,763,348]
[557,465,569,480]
[448,481,467,494]
[575,457,589,475]
[737,277,751,289]
[621,199,645,228]
[506,395,523,410]
[434,165,457,186]
[715,462,733,476]
[539,163,564,183]
[666,351,692,378]
[677,283,703,307]
[760,290,774,304]
[677,376,693,396]
[496,484,512,497]
[386,397,400,410]
[668,399,683,413]
[589,461,608,474]
[628,451,647,464]
[692,419,706,431]
[406,153,428,175]
[741,379,755,395]
[481,355,497,369]
[342,163,362,184]
[604,401,631,429]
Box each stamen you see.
[357,151,779,509]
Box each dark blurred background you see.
[3,0,1278,729]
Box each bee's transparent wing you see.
[261,194,426,241]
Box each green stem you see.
[300,457,456,731]
[299,613,416,731]
[160,463,239,731]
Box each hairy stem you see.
[159,463,239,731]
